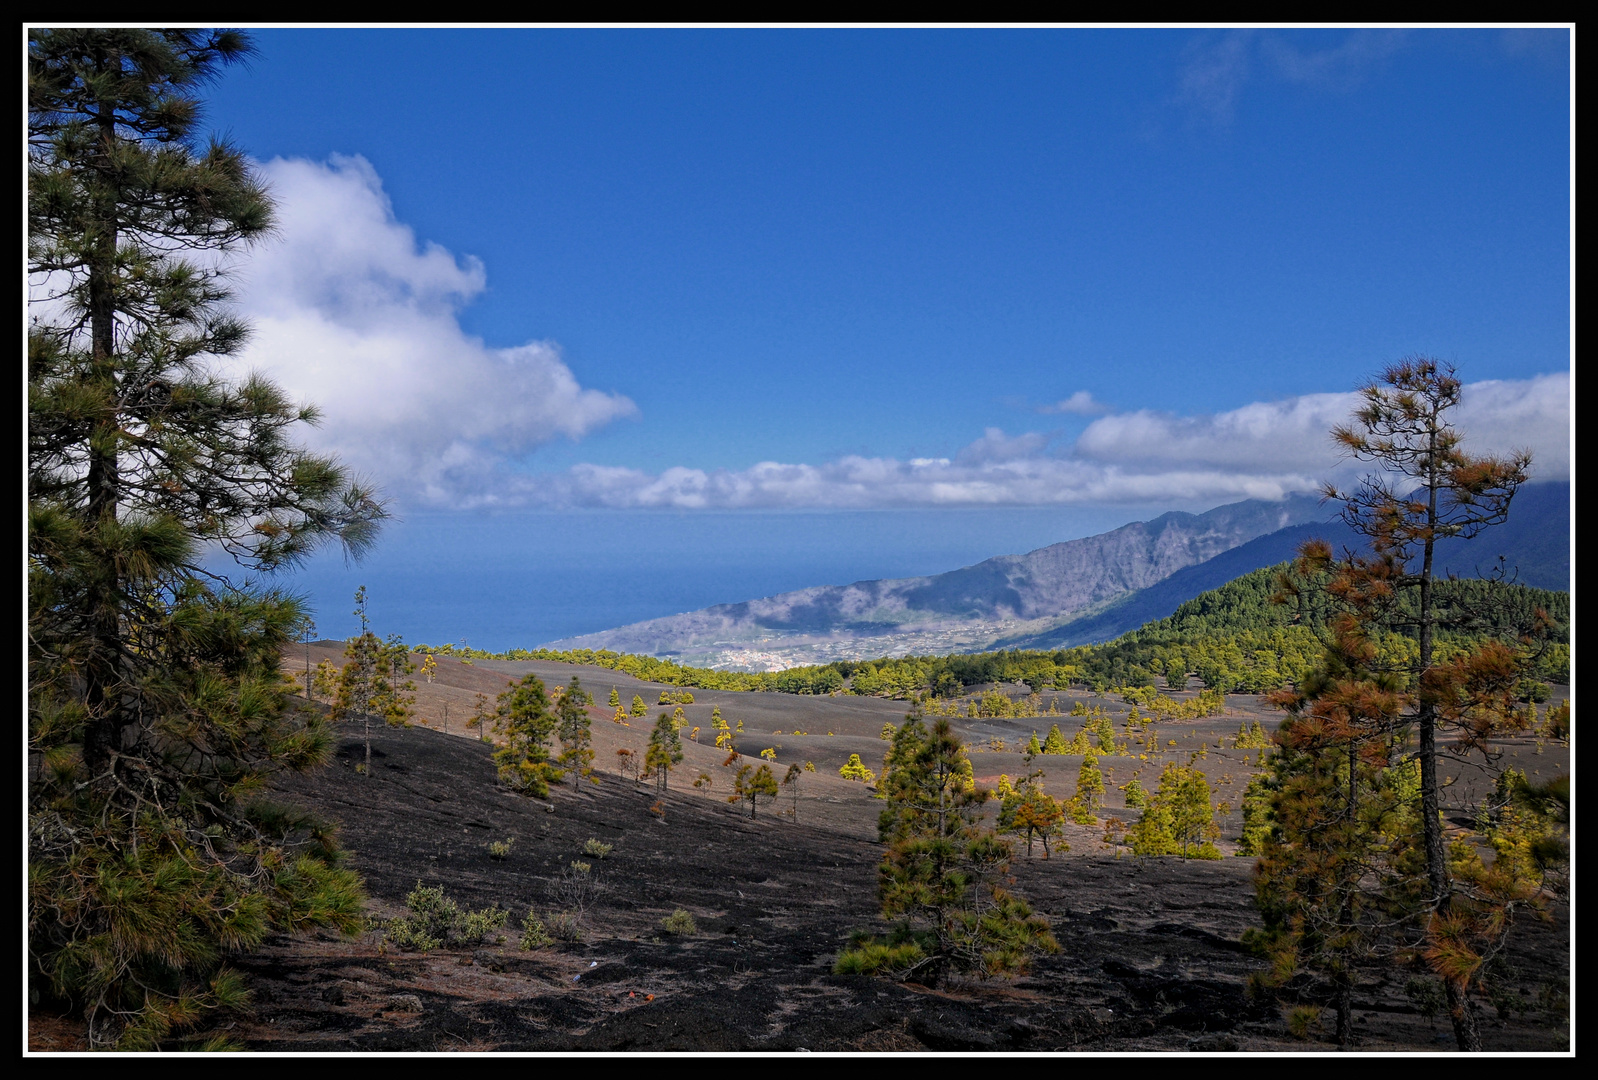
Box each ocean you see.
[244,505,1172,653]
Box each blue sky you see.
[178,27,1570,643]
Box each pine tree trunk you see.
[1335,982,1354,1046]
[81,104,124,775]
[1446,981,1482,1051]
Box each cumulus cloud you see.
[956,427,1052,464]
[1076,372,1568,483]
[221,155,636,508]
[520,454,1310,511]
[1036,390,1111,416]
[522,373,1567,510]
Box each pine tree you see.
[492,675,562,797]
[470,692,492,741]
[371,634,417,727]
[630,694,648,718]
[556,676,595,787]
[608,687,621,708]
[729,762,779,818]
[1127,762,1219,858]
[645,712,684,793]
[839,753,876,784]
[311,659,339,705]
[1073,752,1106,821]
[1266,359,1548,1051]
[1249,652,1416,1046]
[783,762,804,821]
[865,715,1057,984]
[28,29,382,1048]
[998,778,1067,858]
[711,705,733,749]
[331,589,385,776]
[1041,724,1067,755]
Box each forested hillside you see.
[428,563,1568,701]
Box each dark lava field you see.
[38,649,1569,1054]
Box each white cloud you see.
[1451,372,1570,480]
[1178,29,1409,123]
[1076,372,1569,483]
[518,373,1567,510]
[1037,390,1111,416]
[1177,31,1253,124]
[956,427,1052,464]
[222,155,636,508]
[1260,30,1408,91]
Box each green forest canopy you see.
[418,565,1568,700]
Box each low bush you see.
[384,882,507,951]
[519,909,552,950]
[661,909,697,935]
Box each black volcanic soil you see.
[45,650,1570,1053]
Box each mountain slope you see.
[993,480,1569,651]
[545,495,1331,667]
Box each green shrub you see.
[832,939,927,977]
[519,909,552,950]
[487,837,514,860]
[384,882,506,951]
[582,838,613,859]
[1286,1005,1323,1040]
[661,909,696,935]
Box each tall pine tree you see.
[864,715,1056,984]
[28,29,384,1048]
[1263,359,1553,1050]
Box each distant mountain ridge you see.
[547,494,1332,667]
[546,482,1567,671]
[991,481,1569,651]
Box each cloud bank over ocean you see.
[231,156,1569,513]
[521,371,1567,510]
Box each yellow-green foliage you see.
[1236,772,1274,856]
[1126,762,1220,858]
[833,938,927,977]
[1121,776,1148,810]
[728,762,780,817]
[661,909,697,935]
[839,753,876,784]
[999,781,1069,857]
[1144,688,1228,720]
[1074,752,1105,821]
[1232,719,1272,749]
[1538,699,1570,740]
[384,882,506,952]
[519,909,552,949]
[492,674,563,798]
